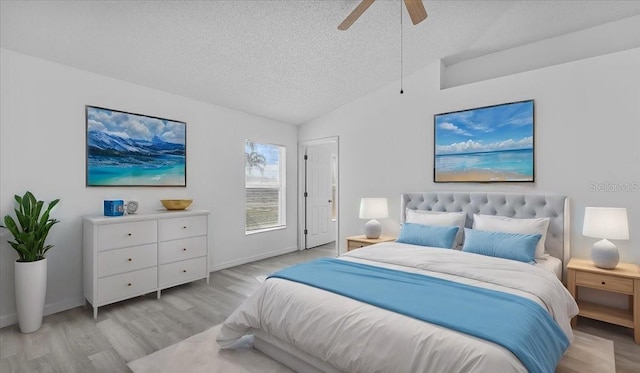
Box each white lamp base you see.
[591,239,619,269]
[364,219,382,239]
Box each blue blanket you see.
[269,258,569,373]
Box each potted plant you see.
[1,191,59,333]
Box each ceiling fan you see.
[338,0,428,30]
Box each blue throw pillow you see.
[396,223,459,249]
[462,228,541,263]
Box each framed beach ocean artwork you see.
[434,100,534,183]
[86,106,186,187]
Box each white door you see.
[305,143,334,248]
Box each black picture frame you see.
[434,100,534,183]
[86,106,187,187]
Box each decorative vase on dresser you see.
[83,210,209,318]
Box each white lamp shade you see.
[583,207,629,240]
[359,198,389,219]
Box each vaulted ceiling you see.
[2,1,640,124]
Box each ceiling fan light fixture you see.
[337,0,429,95]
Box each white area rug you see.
[128,325,614,373]
[128,324,292,373]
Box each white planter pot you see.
[15,258,47,333]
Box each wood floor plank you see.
[44,315,96,373]
[0,353,23,373]
[22,354,56,373]
[96,318,153,363]
[158,292,194,312]
[220,268,258,283]
[573,317,640,373]
[21,323,52,361]
[0,326,19,359]
[87,350,130,373]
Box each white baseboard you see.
[209,246,299,272]
[0,314,18,329]
[0,297,85,329]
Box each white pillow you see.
[406,209,466,248]
[472,214,550,258]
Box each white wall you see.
[441,15,640,89]
[0,49,299,327]
[299,48,640,269]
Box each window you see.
[245,140,286,233]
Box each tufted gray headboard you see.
[401,192,570,269]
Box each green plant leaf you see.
[1,191,60,262]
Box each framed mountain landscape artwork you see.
[86,106,186,187]
[434,100,534,183]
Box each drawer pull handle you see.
[128,283,132,287]
[182,248,187,251]
[128,258,132,262]
[183,226,187,229]
[601,281,605,285]
[128,233,132,236]
[182,269,187,273]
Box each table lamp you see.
[359,198,388,239]
[582,207,629,269]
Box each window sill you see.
[245,225,286,235]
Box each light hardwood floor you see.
[0,244,335,373]
[1,243,639,372]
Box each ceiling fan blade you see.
[403,0,428,25]
[338,0,376,31]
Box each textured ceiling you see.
[2,0,640,125]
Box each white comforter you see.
[217,243,579,373]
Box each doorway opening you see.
[299,137,339,256]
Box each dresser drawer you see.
[158,216,207,242]
[158,236,207,265]
[98,220,157,251]
[97,267,157,304]
[575,271,634,294]
[159,257,207,288]
[98,243,158,278]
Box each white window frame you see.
[245,140,286,234]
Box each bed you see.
[217,192,579,373]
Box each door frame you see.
[298,136,339,254]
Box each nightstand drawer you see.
[346,235,396,251]
[575,271,634,294]
[348,241,368,250]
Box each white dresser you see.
[83,210,209,318]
